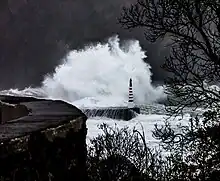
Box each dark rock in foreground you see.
[0,100,31,124]
[0,95,87,181]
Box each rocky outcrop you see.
[0,95,87,181]
[0,100,31,124]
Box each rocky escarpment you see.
[0,100,31,124]
[0,95,87,181]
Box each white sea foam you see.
[0,36,165,108]
[0,36,193,148]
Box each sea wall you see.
[83,106,140,121]
[0,95,87,181]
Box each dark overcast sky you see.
[0,0,168,89]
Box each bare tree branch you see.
[119,0,220,115]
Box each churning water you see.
[0,36,165,108]
[0,36,173,144]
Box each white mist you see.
[0,36,165,108]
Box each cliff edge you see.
[0,95,87,181]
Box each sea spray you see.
[42,36,165,107]
[0,36,165,107]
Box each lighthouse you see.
[82,78,140,121]
[128,78,135,108]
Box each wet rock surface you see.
[0,95,87,181]
[0,100,30,124]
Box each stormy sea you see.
[0,36,201,148]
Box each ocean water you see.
[0,36,191,146]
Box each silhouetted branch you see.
[119,0,220,115]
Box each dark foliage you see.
[85,0,220,180]
[87,117,220,181]
[153,111,220,180]
[87,123,165,181]
[119,0,220,115]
